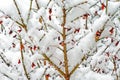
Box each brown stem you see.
[106,0,108,15]
[13,0,27,31]
[27,0,33,22]
[35,0,40,9]
[0,52,11,67]
[39,16,48,31]
[112,57,119,80]
[19,36,30,80]
[42,54,65,77]
[69,55,85,76]
[62,8,70,80]
[85,18,88,29]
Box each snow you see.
[37,0,49,8]
[0,0,21,22]
[0,63,19,80]
[0,0,120,80]
[84,71,114,80]
[92,13,109,32]
[107,2,120,16]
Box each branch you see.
[69,55,85,76]
[106,0,108,14]
[0,52,11,67]
[62,7,70,80]
[1,73,13,80]
[47,24,62,34]
[19,36,30,80]
[13,0,27,31]
[47,0,52,7]
[35,0,40,9]
[27,0,33,22]
[66,1,88,13]
[112,57,119,80]
[42,54,65,77]
[0,10,26,31]
[40,67,47,80]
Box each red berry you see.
[45,74,50,80]
[18,59,21,64]
[49,8,52,14]
[12,43,16,48]
[109,27,114,34]
[9,30,13,34]
[83,13,89,19]
[114,55,118,60]
[58,36,60,41]
[105,52,110,57]
[74,28,80,33]
[0,20,3,24]
[111,38,114,42]
[31,62,36,68]
[18,29,22,33]
[49,15,51,21]
[96,30,101,36]
[33,45,37,50]
[115,41,119,46]
[13,35,17,38]
[101,3,106,10]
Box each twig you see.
[47,0,52,7]
[69,55,86,76]
[35,0,40,9]
[40,16,48,31]
[66,1,88,12]
[106,0,108,15]
[47,24,62,34]
[13,0,27,31]
[0,52,11,67]
[19,36,30,80]
[40,67,47,80]
[85,17,88,29]
[0,10,26,31]
[112,57,119,80]
[42,54,65,77]
[62,7,70,80]
[1,73,13,80]
[27,0,33,22]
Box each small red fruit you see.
[0,20,3,24]
[49,8,52,14]
[18,59,21,64]
[74,28,80,33]
[101,3,106,10]
[109,27,114,34]
[115,41,119,46]
[31,62,36,68]
[49,15,51,21]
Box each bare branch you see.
[69,55,86,76]
[19,36,30,80]
[13,0,27,31]
[27,0,33,22]
[42,54,65,77]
